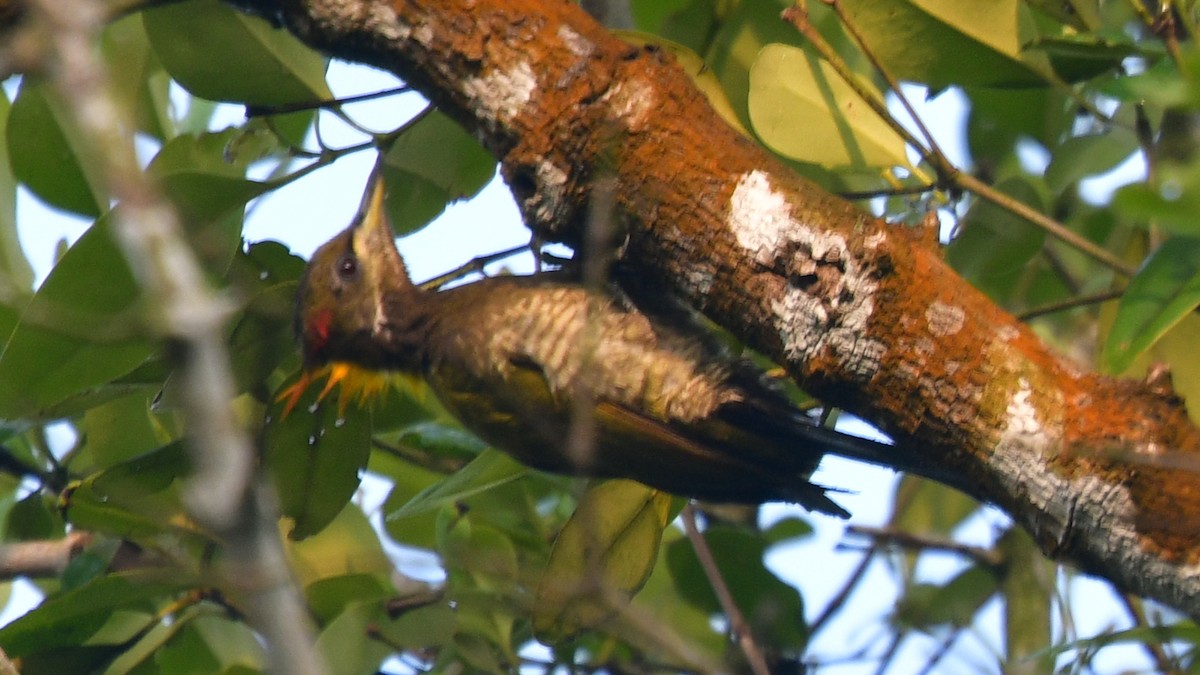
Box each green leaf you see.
[534,480,672,641]
[837,0,1056,88]
[306,574,393,623]
[0,88,32,295]
[894,564,1000,629]
[383,111,496,236]
[0,213,154,420]
[315,601,392,675]
[1102,237,1200,373]
[748,43,913,171]
[0,571,185,658]
[666,524,808,650]
[146,129,275,228]
[946,177,1046,304]
[286,502,393,590]
[1044,128,1139,195]
[8,78,106,217]
[143,0,331,106]
[386,448,529,521]
[102,13,173,141]
[80,392,169,469]
[263,378,373,539]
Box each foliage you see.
[0,0,1198,673]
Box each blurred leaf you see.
[80,392,169,469]
[1102,237,1200,374]
[146,129,275,232]
[749,43,913,171]
[1113,162,1200,237]
[1025,33,1137,82]
[0,214,153,420]
[143,0,331,106]
[62,443,208,546]
[1044,127,1139,195]
[837,0,1055,88]
[0,87,32,295]
[617,31,749,136]
[102,13,173,141]
[0,571,184,658]
[306,574,393,623]
[894,564,1000,630]
[8,78,106,217]
[264,378,373,539]
[999,528,1054,672]
[534,480,672,641]
[387,448,529,521]
[946,177,1046,304]
[315,601,392,675]
[286,503,393,591]
[382,111,496,236]
[666,524,808,650]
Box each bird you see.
[281,179,924,518]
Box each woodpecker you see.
[284,180,920,518]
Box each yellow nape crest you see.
[277,362,395,418]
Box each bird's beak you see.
[352,173,397,261]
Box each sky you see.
[2,59,1163,673]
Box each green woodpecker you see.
[284,181,918,518]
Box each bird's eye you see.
[337,255,357,279]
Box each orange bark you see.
[259,0,1200,615]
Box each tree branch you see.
[236,0,1200,618]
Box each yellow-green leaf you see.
[749,43,912,171]
[534,479,672,642]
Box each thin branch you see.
[28,1,324,673]
[1116,590,1177,674]
[246,85,413,117]
[843,525,1004,568]
[1018,288,1124,322]
[782,4,1138,278]
[0,531,92,579]
[415,243,533,291]
[681,505,771,675]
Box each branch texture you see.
[250,0,1200,617]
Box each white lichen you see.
[462,61,537,122]
[729,170,883,378]
[926,301,965,337]
[602,79,654,130]
[558,24,593,58]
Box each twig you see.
[416,243,533,290]
[843,525,1004,568]
[28,1,325,673]
[1116,589,1177,673]
[1018,288,1124,321]
[246,85,413,117]
[782,4,1138,278]
[0,531,92,579]
[681,505,771,675]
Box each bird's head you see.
[279,177,412,416]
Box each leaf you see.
[946,176,1046,304]
[8,78,106,217]
[533,480,672,641]
[1044,127,1139,195]
[749,43,913,171]
[146,129,276,228]
[1102,237,1200,374]
[143,0,331,106]
[0,213,154,420]
[382,111,496,236]
[894,564,1000,630]
[837,0,1056,88]
[665,523,808,649]
[0,571,185,658]
[616,31,750,136]
[0,88,32,294]
[286,502,393,591]
[386,448,529,521]
[315,601,393,675]
[263,377,373,539]
[80,391,169,469]
[102,13,173,141]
